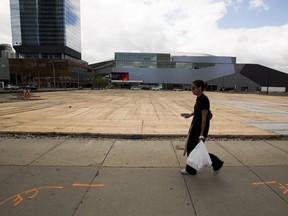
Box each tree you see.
[91,72,109,89]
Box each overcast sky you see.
[1,0,288,73]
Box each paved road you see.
[0,138,287,216]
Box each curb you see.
[0,131,287,140]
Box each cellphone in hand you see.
[181,113,191,118]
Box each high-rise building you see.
[9,0,81,60]
[7,0,93,89]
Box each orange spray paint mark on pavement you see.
[0,186,64,206]
[72,183,105,187]
[252,181,278,185]
[278,183,288,194]
[252,180,288,195]
[0,183,105,207]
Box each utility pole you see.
[266,71,270,95]
[49,60,56,89]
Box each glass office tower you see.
[10,0,81,60]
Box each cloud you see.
[0,0,11,43]
[222,0,243,12]
[81,0,227,62]
[81,0,288,73]
[249,0,270,10]
[219,24,288,72]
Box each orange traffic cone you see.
[23,89,27,98]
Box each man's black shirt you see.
[192,94,210,126]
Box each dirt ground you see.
[0,89,287,137]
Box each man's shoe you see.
[181,169,197,175]
[213,161,224,176]
[181,169,189,175]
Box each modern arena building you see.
[111,52,236,90]
[91,52,288,92]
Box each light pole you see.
[49,60,56,89]
[266,71,270,95]
[78,68,80,88]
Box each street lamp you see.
[266,71,270,95]
[49,59,56,89]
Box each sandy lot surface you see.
[0,89,287,137]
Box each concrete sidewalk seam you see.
[170,140,199,216]
[27,140,66,166]
[72,169,100,216]
[264,140,288,154]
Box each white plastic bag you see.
[186,140,212,170]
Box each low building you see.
[0,58,10,87]
[208,64,288,92]
[1,44,94,89]
[8,59,94,89]
[0,44,16,59]
[0,44,16,86]
[111,52,237,89]
[90,52,288,92]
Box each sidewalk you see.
[0,137,287,216]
